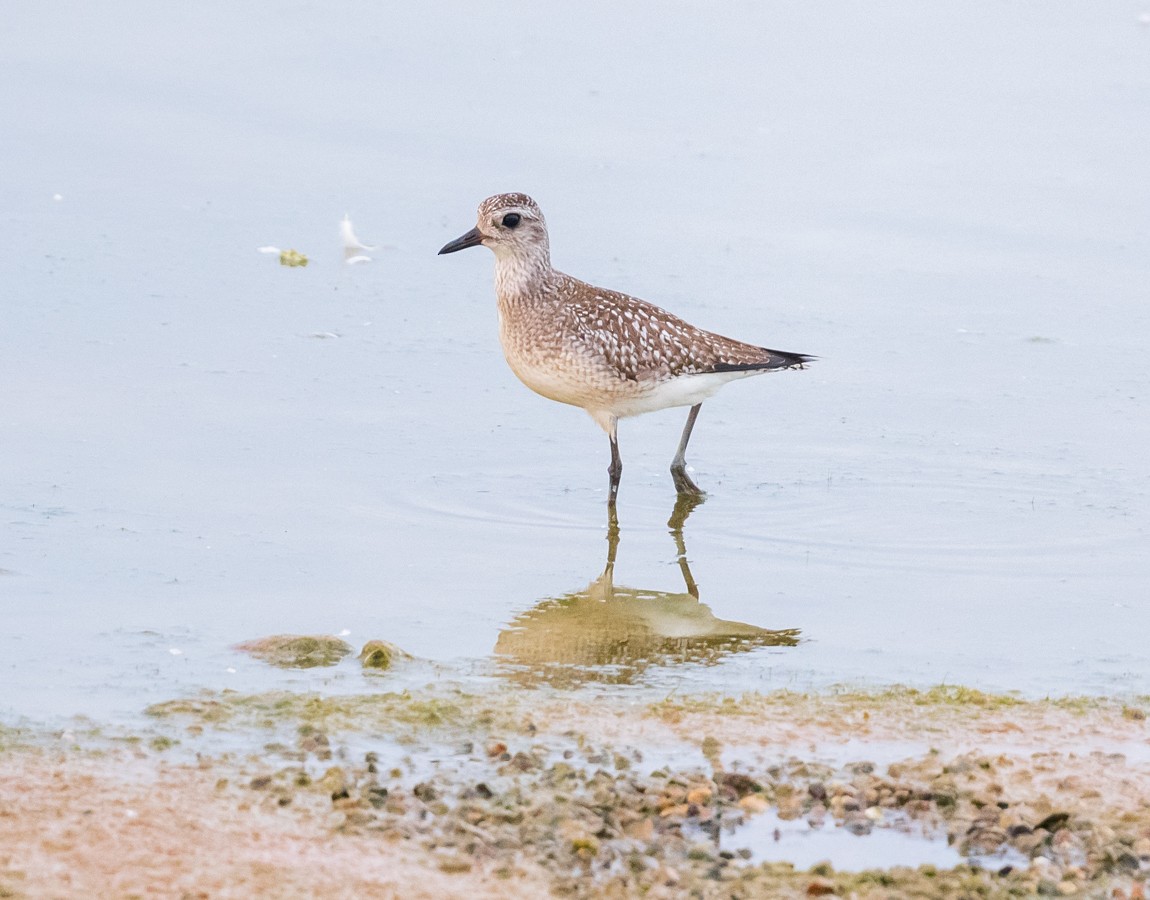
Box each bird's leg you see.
[595,501,620,601]
[670,403,706,497]
[607,417,622,506]
[667,491,704,533]
[667,494,703,600]
[606,502,621,562]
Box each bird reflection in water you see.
[494,497,800,687]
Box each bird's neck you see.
[493,247,554,303]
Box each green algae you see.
[141,682,1150,748]
[0,724,29,753]
[858,684,1024,708]
[278,248,308,267]
[647,684,1149,723]
[145,688,517,737]
[233,634,353,669]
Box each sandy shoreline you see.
[3,686,1149,898]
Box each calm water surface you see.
[2,2,1149,724]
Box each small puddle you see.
[731,809,1024,872]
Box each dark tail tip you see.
[710,348,815,374]
[772,349,816,370]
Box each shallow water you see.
[735,809,977,872]
[3,2,1150,725]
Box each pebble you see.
[234,708,1148,898]
[738,795,768,814]
[437,855,473,874]
[718,772,762,797]
[686,843,713,861]
[658,866,681,886]
[624,818,654,841]
[317,767,347,795]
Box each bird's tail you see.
[711,347,814,373]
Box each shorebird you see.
[439,193,812,503]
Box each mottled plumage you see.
[439,192,812,503]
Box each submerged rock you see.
[234,634,353,669]
[358,639,411,671]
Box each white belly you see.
[506,344,760,434]
[496,305,762,428]
[604,370,759,418]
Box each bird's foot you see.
[671,465,706,498]
[668,491,705,532]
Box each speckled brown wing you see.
[564,280,811,383]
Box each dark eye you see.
[501,213,521,229]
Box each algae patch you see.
[645,684,1139,725]
[358,640,411,671]
[278,249,308,267]
[145,688,514,738]
[234,634,353,669]
[0,723,30,753]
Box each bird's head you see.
[439,193,550,265]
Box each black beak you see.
[438,226,484,255]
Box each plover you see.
[439,193,812,503]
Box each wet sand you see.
[3,685,1148,898]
